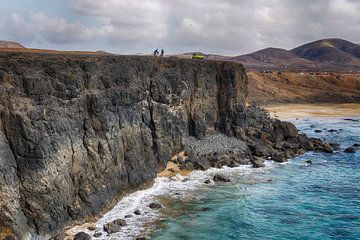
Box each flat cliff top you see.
[0,50,246,68]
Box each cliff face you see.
[0,53,247,239]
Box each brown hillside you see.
[0,41,25,49]
[248,71,360,105]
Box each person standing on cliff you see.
[153,49,159,56]
[160,49,164,57]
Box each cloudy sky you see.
[0,0,359,55]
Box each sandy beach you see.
[265,103,360,119]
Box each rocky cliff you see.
[0,53,333,239]
[0,53,247,239]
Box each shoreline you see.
[67,162,273,239]
[264,103,360,119]
[66,108,358,239]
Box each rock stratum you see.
[0,53,331,239]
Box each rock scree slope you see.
[0,53,331,239]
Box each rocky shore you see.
[0,52,333,239]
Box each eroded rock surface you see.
[0,53,247,239]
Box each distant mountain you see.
[0,41,25,49]
[236,38,360,71]
[290,39,360,67]
[232,47,316,70]
[178,38,360,71]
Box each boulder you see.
[93,232,102,238]
[103,219,127,234]
[213,175,230,182]
[353,143,360,147]
[344,147,357,153]
[74,232,91,240]
[275,121,298,139]
[314,130,322,133]
[134,209,141,215]
[305,160,313,164]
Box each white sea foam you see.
[68,161,275,239]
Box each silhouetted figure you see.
[153,49,159,56]
[160,49,164,57]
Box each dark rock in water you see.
[103,222,121,234]
[328,129,337,133]
[103,219,126,234]
[353,143,360,147]
[136,237,147,240]
[204,179,211,184]
[344,118,359,122]
[310,125,316,128]
[344,147,357,153]
[330,143,341,150]
[314,130,322,133]
[134,210,141,215]
[93,232,102,238]
[149,203,162,209]
[310,139,333,153]
[74,232,91,240]
[305,160,313,164]
[213,175,230,182]
[181,178,189,182]
[125,215,132,218]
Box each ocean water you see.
[69,117,359,240]
[150,118,360,240]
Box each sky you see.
[0,0,359,55]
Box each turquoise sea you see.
[150,118,360,240]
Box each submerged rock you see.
[344,147,357,153]
[204,179,211,184]
[213,175,230,182]
[74,232,91,240]
[149,203,162,209]
[330,143,341,151]
[305,160,313,164]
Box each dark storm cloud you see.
[1,0,359,54]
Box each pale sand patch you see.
[265,103,360,119]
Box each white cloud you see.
[2,0,360,54]
[6,12,96,44]
[329,0,360,18]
